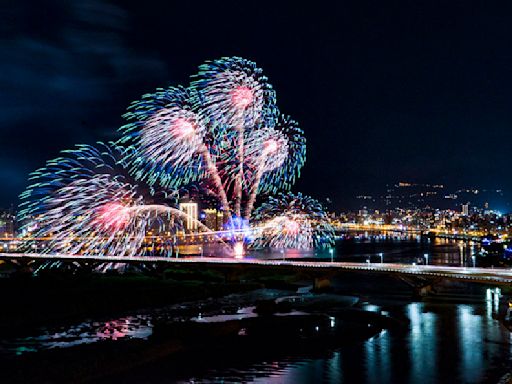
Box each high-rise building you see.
[461,203,469,216]
[0,209,16,237]
[218,211,226,231]
[202,208,227,232]
[203,209,215,230]
[179,202,198,232]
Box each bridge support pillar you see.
[396,276,439,298]
[313,277,331,291]
[417,284,434,297]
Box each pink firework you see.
[96,202,132,231]
[193,58,274,128]
[171,117,196,138]
[251,193,335,250]
[284,219,300,234]
[243,127,290,217]
[231,86,254,109]
[120,86,208,191]
[264,139,279,153]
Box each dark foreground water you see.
[2,289,510,384]
[247,301,510,384]
[2,235,511,383]
[118,298,510,384]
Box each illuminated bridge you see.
[1,252,512,288]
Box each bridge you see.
[1,252,512,287]
[333,224,501,243]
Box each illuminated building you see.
[462,203,469,216]
[203,208,224,232]
[0,209,16,238]
[179,202,198,232]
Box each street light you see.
[366,258,370,265]
[329,248,334,263]
[379,252,383,264]
[472,255,476,268]
[280,249,285,261]
[424,253,429,265]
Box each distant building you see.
[354,180,507,212]
[0,209,16,238]
[179,202,198,232]
[202,208,224,232]
[461,203,469,216]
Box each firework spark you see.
[243,116,306,218]
[191,57,276,128]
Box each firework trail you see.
[251,193,334,249]
[243,115,306,218]
[191,57,278,217]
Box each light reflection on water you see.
[2,290,510,383]
[1,315,153,354]
[407,303,437,383]
[191,306,258,323]
[246,233,485,268]
[365,330,391,384]
[1,289,288,355]
[174,301,510,384]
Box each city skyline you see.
[2,2,512,212]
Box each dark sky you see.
[2,1,512,211]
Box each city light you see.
[233,242,245,259]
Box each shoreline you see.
[0,294,391,383]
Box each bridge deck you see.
[1,252,512,284]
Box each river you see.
[1,234,511,383]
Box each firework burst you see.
[243,115,306,217]
[191,57,277,129]
[120,86,206,191]
[19,57,319,258]
[119,57,305,220]
[191,57,279,216]
[19,143,184,257]
[252,193,334,250]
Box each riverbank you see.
[0,294,396,383]
[0,270,261,335]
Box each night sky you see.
[2,1,512,211]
